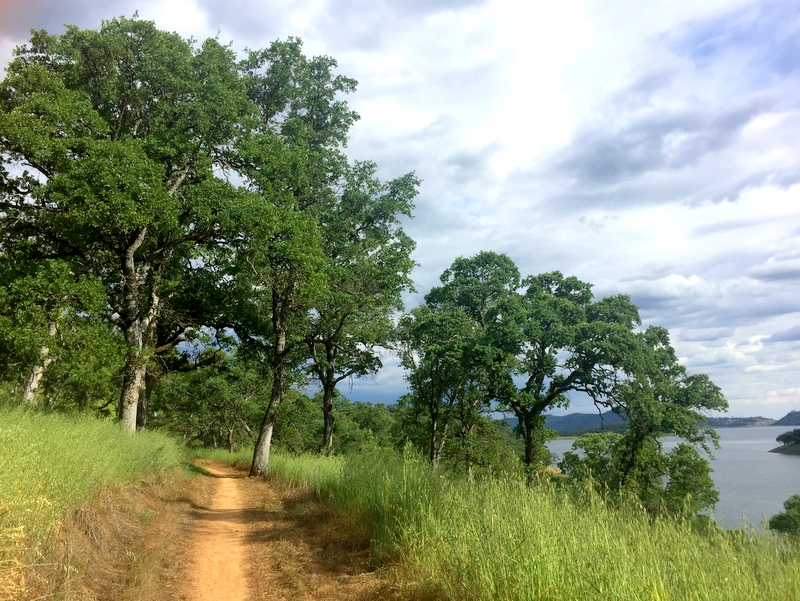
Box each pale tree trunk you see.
[118,330,145,432]
[116,227,161,433]
[429,413,449,469]
[250,414,275,476]
[321,378,336,454]
[250,291,288,476]
[118,309,159,432]
[22,321,58,406]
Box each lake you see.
[547,425,800,529]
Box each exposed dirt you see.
[179,464,250,601]
[179,462,398,601]
[21,462,401,601]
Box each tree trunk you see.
[518,410,547,469]
[117,226,160,433]
[22,321,58,405]
[250,294,287,476]
[321,380,335,454]
[523,416,535,467]
[136,368,156,431]
[429,412,449,468]
[119,322,146,432]
[250,406,277,476]
[22,359,49,405]
[119,353,145,432]
[429,413,440,467]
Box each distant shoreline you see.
[769,444,800,456]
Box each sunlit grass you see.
[0,406,180,597]
[269,448,800,601]
[183,444,254,469]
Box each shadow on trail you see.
[184,463,396,600]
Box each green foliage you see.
[183,445,254,469]
[272,390,323,453]
[442,417,525,479]
[332,398,400,453]
[404,252,726,486]
[272,391,403,455]
[777,429,800,446]
[269,449,800,601]
[305,160,417,451]
[0,16,263,428]
[508,270,644,466]
[560,433,719,516]
[0,255,121,407]
[769,494,800,536]
[150,353,267,451]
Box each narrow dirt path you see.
[180,464,250,601]
[177,462,400,601]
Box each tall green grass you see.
[0,406,180,595]
[269,448,800,601]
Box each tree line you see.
[0,16,728,516]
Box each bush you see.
[769,494,800,536]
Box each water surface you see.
[547,425,800,529]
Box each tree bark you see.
[429,413,439,467]
[321,378,336,453]
[136,368,157,431]
[119,346,145,432]
[250,289,288,476]
[516,409,547,469]
[22,321,58,405]
[429,412,450,469]
[250,412,275,476]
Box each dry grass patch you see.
[246,473,403,601]
[20,469,207,601]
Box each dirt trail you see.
[178,462,397,601]
[181,464,250,601]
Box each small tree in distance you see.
[776,429,800,446]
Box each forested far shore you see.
[510,410,800,436]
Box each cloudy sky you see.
[1,0,798,418]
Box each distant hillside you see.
[775,411,800,426]
[705,416,775,428]
[505,411,627,435]
[503,410,796,436]
[546,411,627,434]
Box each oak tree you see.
[0,17,258,429]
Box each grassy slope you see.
[269,449,800,601]
[4,409,798,601]
[0,406,181,598]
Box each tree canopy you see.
[0,17,261,430]
[0,17,417,478]
[1,16,729,509]
[401,252,727,510]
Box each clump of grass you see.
[0,406,180,597]
[269,448,800,601]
